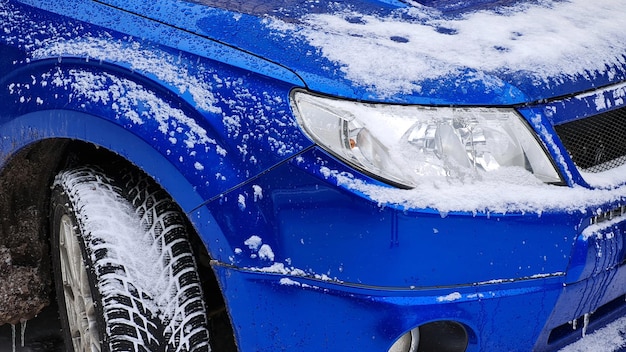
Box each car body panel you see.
[196,141,626,351]
[3,0,626,351]
[1,0,314,206]
[203,147,580,287]
[96,0,626,105]
[210,263,565,351]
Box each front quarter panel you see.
[0,0,315,268]
[0,0,312,207]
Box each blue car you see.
[1,0,626,351]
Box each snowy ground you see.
[558,316,626,352]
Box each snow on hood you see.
[94,0,626,104]
[265,0,626,103]
[179,0,626,104]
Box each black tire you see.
[50,167,210,352]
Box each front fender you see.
[0,108,240,257]
[2,0,312,203]
[0,59,310,262]
[1,0,313,264]
[0,58,311,198]
[1,61,234,194]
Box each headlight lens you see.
[291,91,561,188]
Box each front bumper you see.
[196,146,626,351]
[211,263,564,351]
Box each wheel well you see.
[0,139,231,340]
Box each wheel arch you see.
[0,109,230,252]
[0,137,234,329]
[0,56,240,243]
[1,57,246,203]
[0,109,233,326]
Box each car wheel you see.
[50,166,210,351]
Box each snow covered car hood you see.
[99,0,626,105]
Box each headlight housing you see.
[291,91,562,188]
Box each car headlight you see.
[291,91,562,188]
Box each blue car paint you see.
[96,0,626,105]
[198,144,626,351]
[206,147,579,287]
[90,0,532,105]
[211,265,568,351]
[2,0,626,351]
[0,0,312,200]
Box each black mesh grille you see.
[554,106,626,173]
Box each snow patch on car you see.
[239,236,340,282]
[278,277,321,290]
[43,67,220,153]
[436,292,461,302]
[268,0,626,96]
[258,244,275,261]
[246,262,339,282]
[581,163,626,190]
[244,235,262,250]
[238,193,247,210]
[243,235,261,248]
[242,235,274,261]
[319,165,626,215]
[219,84,301,159]
[582,216,622,241]
[32,37,221,114]
[252,184,263,201]
[581,82,626,112]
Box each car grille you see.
[547,294,626,346]
[554,106,626,173]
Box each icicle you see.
[571,319,577,330]
[20,319,27,347]
[582,313,591,337]
[11,323,16,352]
